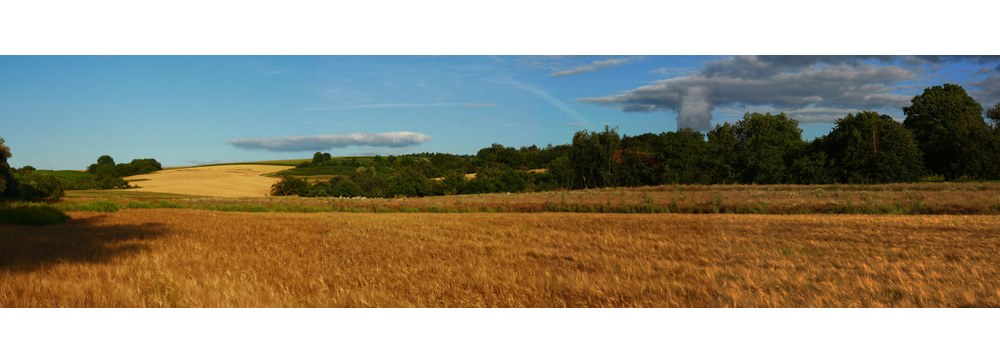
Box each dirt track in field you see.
[122,165,292,197]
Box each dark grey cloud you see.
[906,55,1000,66]
[700,55,897,79]
[579,55,920,131]
[970,74,1000,106]
[226,132,432,152]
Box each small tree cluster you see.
[83,155,162,189]
[14,169,65,200]
[0,137,64,201]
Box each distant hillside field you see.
[164,159,309,170]
[122,164,293,197]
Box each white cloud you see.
[651,67,698,77]
[226,132,432,152]
[303,103,494,111]
[550,56,645,77]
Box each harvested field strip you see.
[55,182,1000,215]
[2,210,998,307]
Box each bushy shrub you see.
[93,176,129,189]
[270,176,308,196]
[0,204,71,225]
[389,168,431,197]
[790,152,836,184]
[128,158,162,174]
[15,171,65,200]
[470,165,527,193]
[435,170,466,195]
[57,199,119,212]
[304,181,333,197]
[352,167,389,198]
[329,178,363,197]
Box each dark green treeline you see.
[272,84,1000,198]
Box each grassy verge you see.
[56,200,122,213]
[0,203,71,225]
[65,190,207,199]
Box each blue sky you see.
[2,55,999,170]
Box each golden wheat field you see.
[121,165,292,197]
[2,208,999,307]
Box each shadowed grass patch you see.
[57,199,120,212]
[0,203,71,226]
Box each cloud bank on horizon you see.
[226,132,432,152]
[579,55,1000,132]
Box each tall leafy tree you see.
[903,84,990,180]
[789,149,836,184]
[97,155,115,166]
[0,137,15,197]
[569,126,621,188]
[544,155,574,189]
[817,111,924,183]
[706,122,739,184]
[988,102,1000,128]
[657,128,709,184]
[985,103,1000,178]
[733,112,805,184]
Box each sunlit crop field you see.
[119,164,292,197]
[2,209,998,307]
